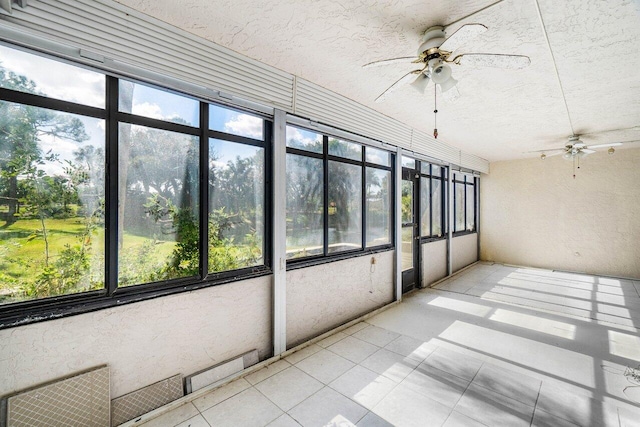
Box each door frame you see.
[401,167,421,293]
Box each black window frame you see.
[285,125,395,268]
[0,44,272,328]
[452,173,477,235]
[418,162,447,242]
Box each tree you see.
[0,64,88,226]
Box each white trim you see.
[394,147,403,301]
[272,109,287,355]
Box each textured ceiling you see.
[115,0,640,162]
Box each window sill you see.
[452,230,477,238]
[286,245,394,271]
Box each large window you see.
[0,44,269,313]
[419,163,446,238]
[286,126,393,260]
[453,172,476,233]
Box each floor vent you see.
[185,349,259,393]
[1,365,110,427]
[110,374,182,427]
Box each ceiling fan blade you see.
[440,23,487,52]
[581,149,596,154]
[545,151,566,158]
[375,70,422,103]
[525,147,565,153]
[363,57,418,68]
[587,142,623,149]
[454,53,531,69]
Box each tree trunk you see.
[5,176,18,226]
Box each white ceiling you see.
[115,0,640,162]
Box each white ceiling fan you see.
[364,23,531,103]
[530,133,640,160]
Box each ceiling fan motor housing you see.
[417,26,446,57]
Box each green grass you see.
[0,216,176,292]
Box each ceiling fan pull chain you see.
[433,85,438,139]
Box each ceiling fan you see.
[530,134,640,160]
[364,24,531,103]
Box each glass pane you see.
[402,156,416,169]
[431,178,443,237]
[455,182,465,232]
[0,45,105,108]
[209,139,264,271]
[421,162,431,174]
[286,154,323,258]
[365,147,391,167]
[466,183,475,231]
[328,161,362,253]
[286,126,323,153]
[402,226,413,271]
[401,179,413,224]
[366,168,391,247]
[420,177,430,236]
[328,137,362,161]
[432,165,441,177]
[209,104,264,140]
[0,102,105,304]
[119,80,199,127]
[118,124,199,286]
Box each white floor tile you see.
[421,346,483,382]
[383,335,436,362]
[245,359,292,385]
[267,413,302,427]
[352,325,400,347]
[285,344,323,365]
[531,408,581,427]
[174,414,211,427]
[327,336,379,363]
[441,411,487,427]
[454,383,534,427]
[317,332,348,348]
[254,366,323,411]
[288,387,368,427]
[355,412,394,426]
[296,349,355,384]
[342,322,370,335]
[371,383,452,427]
[141,403,199,427]
[402,363,469,408]
[471,363,541,407]
[191,378,251,412]
[201,387,282,427]
[329,365,397,410]
[360,348,420,383]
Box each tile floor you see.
[137,263,640,426]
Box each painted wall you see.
[452,233,478,273]
[481,148,640,278]
[0,276,272,398]
[421,240,448,287]
[286,251,395,348]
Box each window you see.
[286,126,393,259]
[419,163,446,238]
[0,44,270,316]
[453,172,477,233]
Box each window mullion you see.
[200,102,209,280]
[323,135,329,256]
[105,76,119,295]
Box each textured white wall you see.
[0,276,272,398]
[481,148,640,278]
[286,251,395,347]
[421,240,448,287]
[452,233,478,273]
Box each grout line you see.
[529,381,543,427]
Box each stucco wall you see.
[0,275,272,398]
[421,239,448,287]
[480,148,640,279]
[452,233,478,273]
[286,251,395,348]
